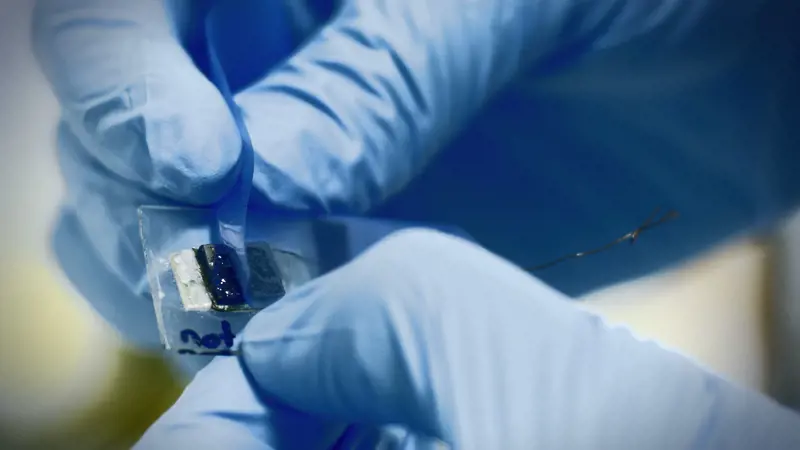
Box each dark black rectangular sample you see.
[195,244,246,308]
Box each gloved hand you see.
[135,229,800,449]
[32,0,800,351]
[32,0,309,345]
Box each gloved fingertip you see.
[85,62,244,205]
[143,71,243,204]
[34,0,245,205]
[236,232,457,433]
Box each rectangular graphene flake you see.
[195,244,247,308]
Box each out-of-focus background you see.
[0,1,796,449]
[0,2,184,449]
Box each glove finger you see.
[240,228,800,448]
[134,356,346,450]
[33,0,241,204]
[56,121,164,295]
[232,0,629,213]
[51,207,162,348]
[43,0,307,318]
[239,229,497,442]
[135,357,435,449]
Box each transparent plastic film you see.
[139,206,323,355]
[139,205,473,356]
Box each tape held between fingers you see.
[204,6,257,290]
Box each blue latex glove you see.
[33,0,800,353]
[33,0,306,345]
[136,229,800,449]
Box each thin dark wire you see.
[527,208,680,272]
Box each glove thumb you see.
[239,229,800,449]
